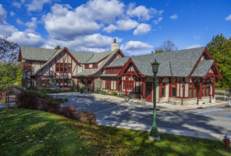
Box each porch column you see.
[198,78,203,105]
[85,78,87,89]
[125,75,127,96]
[141,78,146,106]
[159,78,162,103]
[77,78,79,91]
[124,75,128,102]
[211,76,216,103]
[212,77,215,98]
[92,78,94,93]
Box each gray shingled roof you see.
[100,74,118,77]
[20,46,56,61]
[131,47,206,77]
[69,51,93,64]
[106,56,130,67]
[86,50,112,63]
[32,48,65,76]
[72,49,118,77]
[191,60,214,77]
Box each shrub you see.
[16,90,38,110]
[55,98,65,103]
[64,98,68,102]
[107,90,113,95]
[39,99,62,115]
[31,91,43,98]
[77,111,97,125]
[61,106,78,120]
[42,89,53,94]
[112,91,117,95]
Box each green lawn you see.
[0,108,230,156]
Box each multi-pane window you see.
[56,63,71,73]
[202,84,210,96]
[171,83,176,97]
[56,79,71,88]
[60,64,63,72]
[68,64,71,72]
[42,80,50,88]
[56,63,59,72]
[189,83,196,98]
[105,78,111,90]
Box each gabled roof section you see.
[86,50,113,63]
[117,57,145,78]
[20,46,56,61]
[32,48,65,76]
[72,49,119,77]
[105,56,130,67]
[191,60,214,77]
[130,47,206,77]
[69,51,94,64]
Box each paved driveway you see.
[48,94,231,135]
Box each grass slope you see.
[0,108,230,156]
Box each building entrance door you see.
[146,82,152,102]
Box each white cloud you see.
[43,34,122,52]
[127,3,163,21]
[170,14,178,19]
[158,26,161,29]
[76,0,125,23]
[26,0,52,12]
[16,19,24,25]
[0,4,7,25]
[25,17,37,32]
[225,14,231,21]
[0,24,44,47]
[116,19,139,31]
[133,23,151,35]
[153,17,163,24]
[8,31,44,47]
[10,11,15,16]
[12,0,25,9]
[186,44,201,49]
[43,4,101,40]
[120,41,153,55]
[121,41,153,51]
[12,2,22,8]
[103,24,118,33]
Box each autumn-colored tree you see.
[154,39,178,53]
[207,33,231,88]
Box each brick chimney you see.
[111,38,119,51]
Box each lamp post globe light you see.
[149,59,160,141]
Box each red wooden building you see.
[18,39,222,105]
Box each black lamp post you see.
[149,59,160,141]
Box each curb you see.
[96,119,228,141]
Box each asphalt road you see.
[1,95,231,135]
[51,95,231,135]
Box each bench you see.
[100,90,107,95]
[118,92,125,97]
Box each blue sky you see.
[0,0,231,56]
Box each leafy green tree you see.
[55,45,61,50]
[207,33,231,88]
